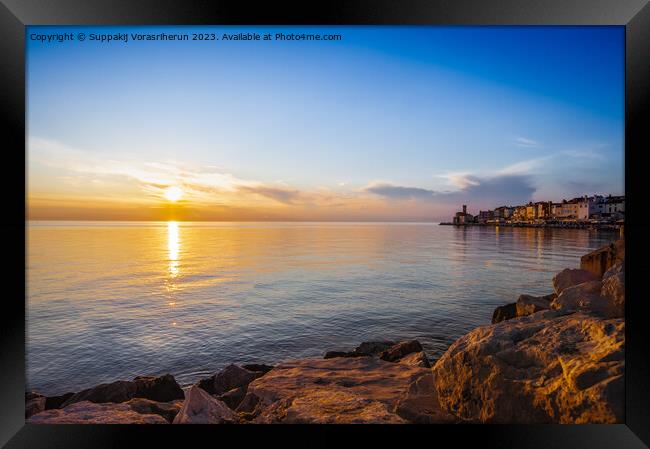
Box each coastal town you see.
[443,194,624,229]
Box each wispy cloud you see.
[28,137,294,205]
[435,172,481,189]
[28,136,618,221]
[238,186,302,204]
[497,156,552,176]
[513,136,540,148]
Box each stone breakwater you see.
[26,239,625,424]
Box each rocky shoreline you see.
[26,238,625,424]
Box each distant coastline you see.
[439,221,623,232]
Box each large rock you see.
[379,340,423,362]
[25,392,46,418]
[61,374,184,407]
[398,351,431,368]
[44,392,74,410]
[432,312,624,423]
[133,374,185,402]
[355,341,396,355]
[173,385,237,424]
[492,303,517,324]
[217,386,248,410]
[516,293,555,317]
[580,239,625,278]
[395,371,458,423]
[61,380,137,407]
[242,364,274,374]
[125,398,183,423]
[550,280,621,318]
[603,261,624,280]
[197,364,264,396]
[323,341,396,359]
[236,356,454,423]
[323,350,367,359]
[600,269,624,318]
[27,400,168,424]
[552,269,599,295]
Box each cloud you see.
[364,173,536,208]
[446,175,535,205]
[29,136,299,203]
[513,136,540,148]
[238,186,301,204]
[497,156,552,175]
[435,172,481,189]
[364,183,436,200]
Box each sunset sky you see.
[27,26,624,221]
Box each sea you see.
[26,221,619,395]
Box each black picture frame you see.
[2,0,649,447]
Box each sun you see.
[163,186,183,202]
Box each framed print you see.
[1,0,649,447]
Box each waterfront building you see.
[494,206,513,220]
[477,210,493,224]
[587,195,607,219]
[525,202,538,221]
[511,205,527,222]
[448,195,623,225]
[604,195,625,219]
[551,202,563,218]
[453,204,475,224]
[536,201,553,220]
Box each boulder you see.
[27,400,168,424]
[516,293,555,317]
[552,269,599,295]
[398,351,431,368]
[25,391,44,400]
[173,386,237,424]
[492,303,517,324]
[432,312,624,423]
[395,371,458,424]
[61,380,137,407]
[355,341,396,355]
[550,280,621,318]
[25,392,46,419]
[324,341,397,359]
[197,364,264,396]
[603,261,624,281]
[253,389,406,424]
[133,374,185,402]
[237,356,450,423]
[323,350,367,359]
[379,340,423,362]
[44,392,74,410]
[218,385,248,410]
[124,398,183,423]
[580,239,625,278]
[61,374,184,407]
[600,271,624,318]
[242,364,274,374]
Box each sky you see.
[27,26,624,222]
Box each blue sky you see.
[27,26,624,221]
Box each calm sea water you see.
[26,221,619,395]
